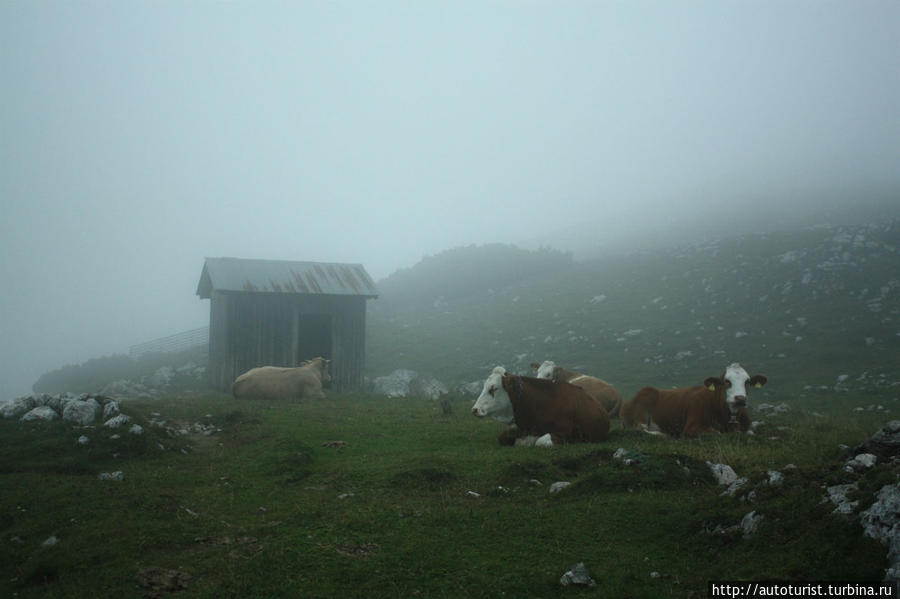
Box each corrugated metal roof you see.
[197,257,378,299]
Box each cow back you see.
[503,375,609,443]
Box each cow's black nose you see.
[734,396,747,406]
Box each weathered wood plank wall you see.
[207,292,367,393]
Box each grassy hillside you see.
[0,391,893,598]
[367,221,900,400]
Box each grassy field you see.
[0,390,894,598]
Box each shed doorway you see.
[295,313,333,364]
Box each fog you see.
[1,1,898,400]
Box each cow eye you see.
[725,380,732,387]
[489,386,496,396]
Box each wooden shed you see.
[196,257,378,393]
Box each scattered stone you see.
[466,490,481,498]
[514,435,539,447]
[41,535,59,548]
[845,453,878,473]
[741,511,763,539]
[767,471,784,486]
[549,481,572,494]
[98,471,124,481]
[129,424,144,435]
[104,414,131,428]
[707,462,739,486]
[614,448,643,465]
[560,562,597,587]
[823,483,859,515]
[76,435,89,445]
[722,477,749,497]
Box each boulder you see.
[21,406,58,422]
[102,401,121,420]
[857,422,900,459]
[1,396,36,418]
[860,483,900,580]
[62,398,100,425]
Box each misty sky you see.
[1,1,898,400]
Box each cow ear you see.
[704,377,723,391]
[553,366,563,379]
[750,375,767,388]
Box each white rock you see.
[98,471,124,481]
[104,414,131,428]
[741,511,763,538]
[845,453,878,473]
[707,462,738,486]
[1,396,37,418]
[129,424,144,435]
[549,481,572,494]
[722,477,749,497]
[21,406,58,422]
[560,562,596,587]
[62,398,100,425]
[767,471,784,486]
[41,535,59,548]
[76,435,90,445]
[102,401,120,420]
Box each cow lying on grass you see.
[472,366,610,446]
[231,357,331,401]
[621,363,767,438]
[531,360,623,418]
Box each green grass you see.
[0,391,894,598]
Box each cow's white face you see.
[535,360,556,380]
[721,363,767,411]
[472,366,514,423]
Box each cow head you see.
[534,360,557,380]
[472,366,514,424]
[303,357,332,383]
[704,363,767,412]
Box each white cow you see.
[231,357,331,401]
[531,360,623,418]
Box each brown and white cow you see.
[530,360,623,418]
[621,363,767,438]
[231,357,331,401]
[472,366,610,446]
